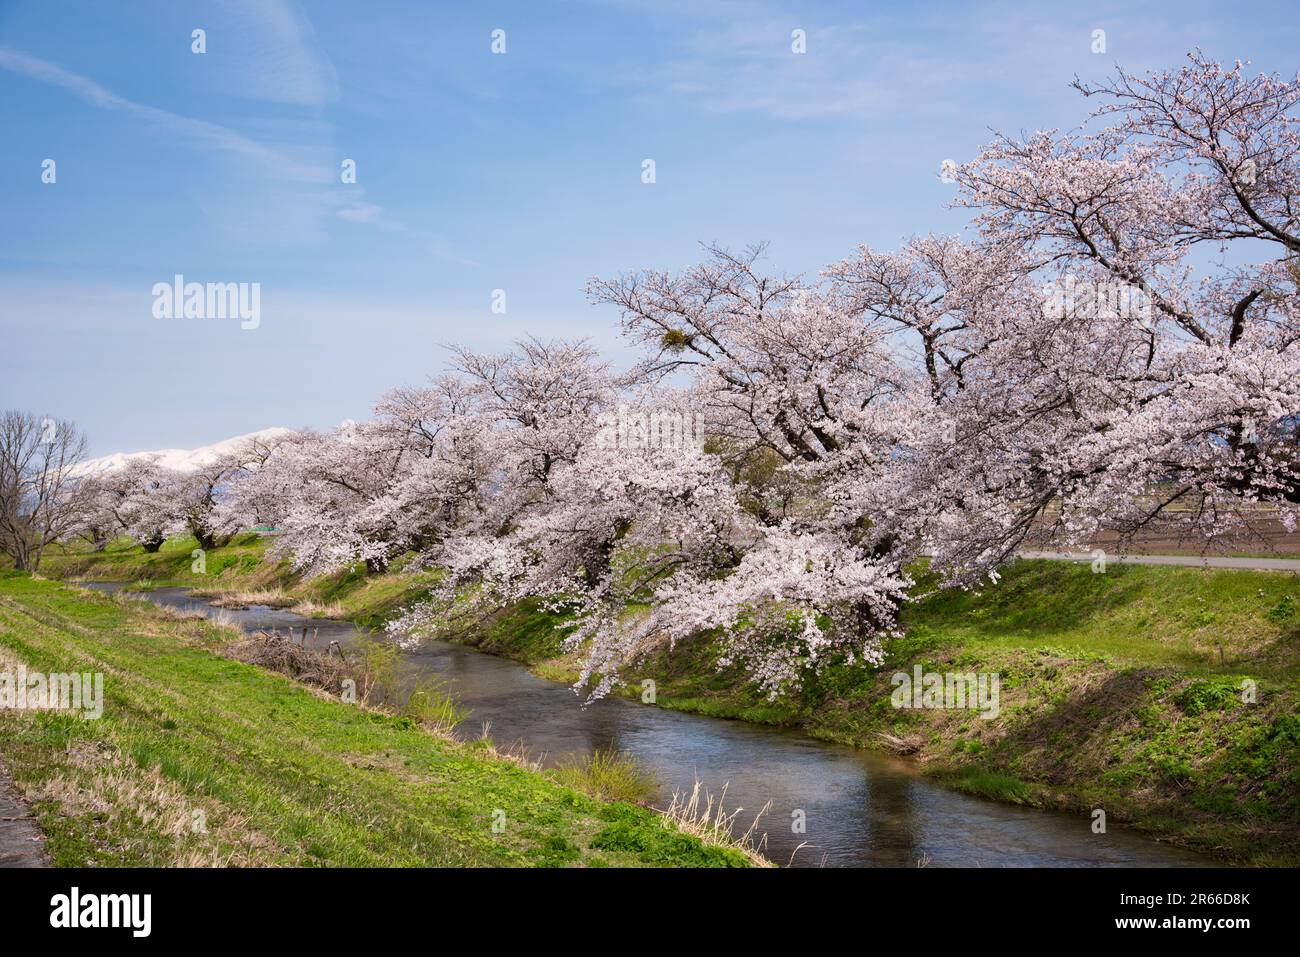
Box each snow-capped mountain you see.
[80,427,294,475]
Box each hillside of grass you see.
[524,561,1300,865]
[0,572,748,867]
[33,538,1300,864]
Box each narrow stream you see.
[83,582,1214,868]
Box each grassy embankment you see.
[0,569,751,867]
[38,534,1300,865]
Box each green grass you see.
[39,535,447,627]
[902,560,1300,678]
[0,571,748,868]
[550,750,659,805]
[32,539,1300,864]
[933,766,1042,806]
[44,533,273,583]
[493,561,1300,865]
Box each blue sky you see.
[3,0,1298,455]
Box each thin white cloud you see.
[623,15,973,120]
[0,47,329,183]
[0,45,465,262]
[205,0,340,107]
[621,3,1237,122]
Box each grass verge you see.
[0,571,749,867]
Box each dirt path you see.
[0,756,49,867]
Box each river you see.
[81,582,1213,868]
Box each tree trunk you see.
[188,518,221,552]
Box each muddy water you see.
[83,582,1213,868]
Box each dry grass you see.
[200,587,293,608]
[223,630,352,695]
[95,589,207,624]
[662,780,773,867]
[289,599,346,619]
[24,740,281,867]
[472,722,543,772]
[0,641,26,673]
[875,731,924,754]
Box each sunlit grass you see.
[550,750,658,804]
[0,571,749,868]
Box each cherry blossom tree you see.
[226,380,495,576]
[831,52,1300,585]
[569,248,923,695]
[448,336,616,533]
[73,456,174,551]
[70,474,120,552]
[392,269,923,699]
[167,448,267,551]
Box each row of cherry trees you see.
[73,54,1300,699]
[75,438,278,553]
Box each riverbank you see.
[0,571,750,867]
[38,535,1300,865]
[467,569,1300,866]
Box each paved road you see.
[0,757,48,867]
[1020,551,1300,572]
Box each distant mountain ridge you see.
[80,427,294,475]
